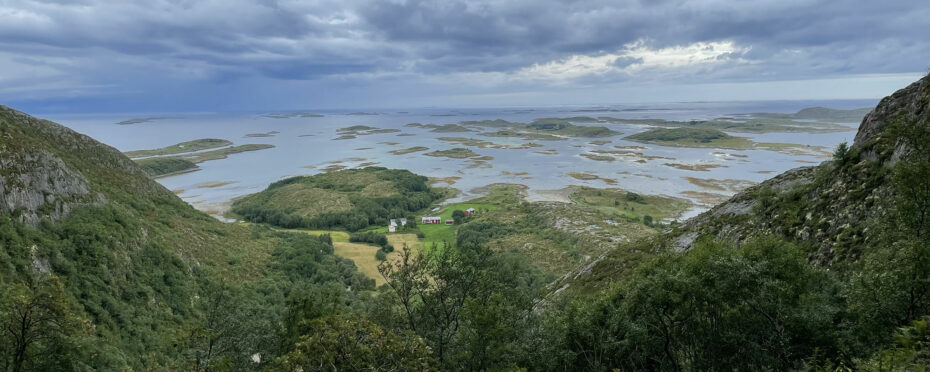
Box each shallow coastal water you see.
[45,100,870,220]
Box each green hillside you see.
[135,157,199,177]
[543,73,930,370]
[0,106,374,370]
[231,167,447,231]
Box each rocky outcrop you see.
[665,75,930,264]
[0,147,105,225]
[854,75,930,150]
[565,74,930,292]
[0,105,174,225]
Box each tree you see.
[379,242,544,370]
[626,192,646,204]
[0,277,84,372]
[452,210,466,221]
[379,244,486,364]
[274,316,434,371]
[833,141,850,164]
[172,276,267,371]
[857,317,930,370]
[553,237,842,371]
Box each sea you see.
[42,99,872,221]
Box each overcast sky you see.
[1,0,928,113]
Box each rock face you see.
[854,76,930,150]
[674,75,930,264]
[566,74,930,291]
[665,75,930,264]
[0,147,104,225]
[0,105,171,225]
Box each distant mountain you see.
[752,106,873,122]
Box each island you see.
[625,127,831,157]
[124,138,232,158]
[229,167,448,231]
[125,139,275,178]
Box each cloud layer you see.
[1,0,928,111]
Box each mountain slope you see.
[571,73,930,292]
[0,106,371,370]
[533,74,930,371]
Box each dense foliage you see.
[0,205,375,370]
[134,157,198,177]
[231,168,445,231]
[349,231,389,246]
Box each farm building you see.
[389,225,397,233]
[390,219,397,227]
[399,218,407,226]
[421,216,442,224]
[445,219,455,225]
[465,208,476,216]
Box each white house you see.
[390,219,398,227]
[389,225,397,233]
[421,216,442,224]
[400,218,407,226]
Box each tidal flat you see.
[64,102,864,218]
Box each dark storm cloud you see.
[0,0,927,111]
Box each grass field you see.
[279,228,350,242]
[286,228,424,285]
[332,242,386,285]
[418,202,499,247]
[569,187,691,222]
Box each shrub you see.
[642,215,654,226]
[625,192,646,204]
[350,232,389,247]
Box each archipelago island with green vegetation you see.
[1,75,930,371]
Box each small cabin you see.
[465,208,476,216]
[390,219,398,227]
[445,219,455,225]
[421,216,442,224]
[399,218,407,226]
[388,225,397,233]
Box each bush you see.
[642,215,654,226]
[550,237,843,371]
[350,232,389,247]
[833,141,859,166]
[625,192,646,204]
[381,244,394,253]
[452,210,466,220]
[375,250,387,261]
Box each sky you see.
[1,0,928,113]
